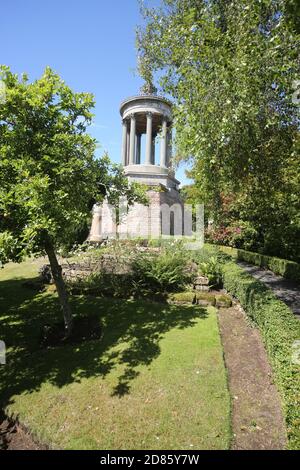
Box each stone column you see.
[136,133,141,164]
[151,134,156,165]
[126,125,130,166]
[167,127,172,167]
[129,114,136,165]
[160,116,168,167]
[145,112,153,165]
[121,119,127,166]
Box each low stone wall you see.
[39,253,133,284]
[39,263,94,284]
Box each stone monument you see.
[89,88,184,241]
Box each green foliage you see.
[0,67,146,263]
[168,291,196,303]
[194,244,228,264]
[195,292,216,306]
[69,272,134,299]
[215,294,232,308]
[0,66,98,259]
[0,258,231,450]
[132,245,195,294]
[206,220,260,252]
[0,231,24,266]
[0,66,147,331]
[262,223,300,263]
[148,237,188,249]
[237,249,264,268]
[67,243,196,299]
[168,290,231,307]
[211,244,300,283]
[198,257,223,288]
[138,0,300,264]
[214,244,238,258]
[194,245,230,287]
[205,194,300,262]
[236,249,300,283]
[222,262,300,449]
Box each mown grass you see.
[0,258,231,450]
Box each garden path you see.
[238,262,300,319]
[218,304,287,450]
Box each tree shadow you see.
[0,275,208,409]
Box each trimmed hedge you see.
[222,262,300,449]
[237,249,300,283]
[214,245,300,283]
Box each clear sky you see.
[1,0,190,184]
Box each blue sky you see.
[1,0,191,184]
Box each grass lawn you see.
[0,258,231,450]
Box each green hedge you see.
[222,262,300,449]
[215,245,300,283]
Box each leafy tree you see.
[0,67,145,335]
[137,0,300,260]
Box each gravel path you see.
[238,261,300,319]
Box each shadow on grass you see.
[0,275,207,407]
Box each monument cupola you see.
[119,90,179,190]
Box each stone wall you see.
[39,253,132,284]
[40,244,164,285]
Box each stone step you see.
[194,275,209,286]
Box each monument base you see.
[88,183,189,241]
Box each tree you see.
[0,67,145,335]
[137,0,300,259]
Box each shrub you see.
[237,249,263,267]
[263,225,300,264]
[69,244,196,299]
[198,257,223,288]
[217,245,238,258]
[228,221,260,251]
[211,245,300,283]
[195,246,230,288]
[131,244,195,294]
[205,225,234,246]
[222,262,300,449]
[68,272,134,299]
[205,221,259,251]
[195,245,231,265]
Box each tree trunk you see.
[44,239,73,337]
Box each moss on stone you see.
[215,294,232,308]
[195,292,216,306]
[168,291,196,304]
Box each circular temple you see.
[119,95,173,174]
